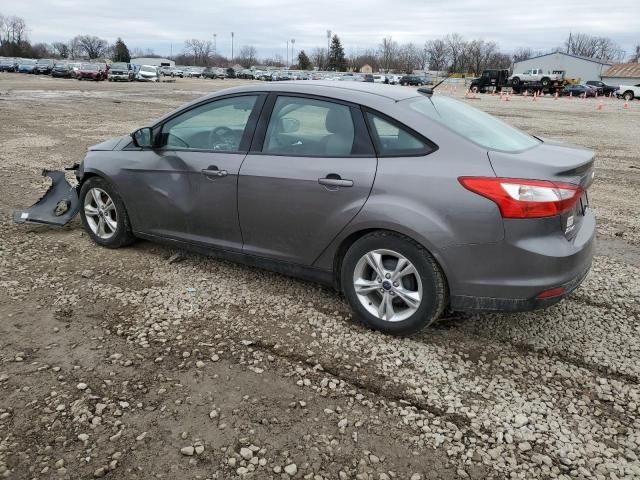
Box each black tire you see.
[79,176,135,249]
[511,77,520,86]
[541,77,550,87]
[341,231,447,335]
[624,91,634,101]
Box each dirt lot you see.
[0,74,639,480]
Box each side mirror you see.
[132,127,153,148]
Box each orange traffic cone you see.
[597,100,603,111]
[624,101,629,109]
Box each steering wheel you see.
[209,126,234,150]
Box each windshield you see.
[141,66,156,73]
[111,63,128,69]
[82,64,98,71]
[407,96,540,152]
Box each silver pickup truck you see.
[509,68,564,87]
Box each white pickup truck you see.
[509,68,564,87]
[616,84,640,101]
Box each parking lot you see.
[0,73,639,479]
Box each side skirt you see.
[135,232,336,288]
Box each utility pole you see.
[213,33,217,56]
[286,40,289,67]
[326,30,332,70]
[231,32,234,64]
[291,39,295,67]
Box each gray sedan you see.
[14,82,595,334]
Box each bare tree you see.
[445,33,466,72]
[630,45,640,63]
[565,33,625,62]
[512,47,533,63]
[378,37,398,72]
[237,45,257,68]
[1,15,27,44]
[71,35,108,59]
[310,47,327,70]
[51,41,69,58]
[425,39,448,71]
[184,39,213,66]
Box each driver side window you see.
[161,95,258,152]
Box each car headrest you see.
[325,108,354,134]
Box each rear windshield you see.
[406,95,540,152]
[111,63,128,69]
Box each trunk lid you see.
[488,140,595,239]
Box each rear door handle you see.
[202,167,228,178]
[318,177,353,188]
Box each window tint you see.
[263,96,355,156]
[162,95,257,151]
[366,113,431,156]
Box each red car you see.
[77,63,106,81]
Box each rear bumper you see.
[450,260,591,312]
[445,209,595,313]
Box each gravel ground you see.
[0,74,639,480]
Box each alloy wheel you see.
[83,187,117,239]
[352,249,423,322]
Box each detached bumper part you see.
[13,170,80,226]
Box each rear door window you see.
[263,96,356,156]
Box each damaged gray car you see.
[14,82,595,334]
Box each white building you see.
[601,64,640,86]
[130,57,174,67]
[513,52,612,83]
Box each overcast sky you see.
[7,0,640,59]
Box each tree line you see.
[1,11,636,74]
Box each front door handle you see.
[202,166,228,178]
[318,176,353,188]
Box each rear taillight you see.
[458,177,582,219]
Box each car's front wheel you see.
[341,232,447,335]
[79,176,135,249]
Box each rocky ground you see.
[0,74,639,480]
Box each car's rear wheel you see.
[79,176,135,249]
[623,91,634,101]
[341,232,447,335]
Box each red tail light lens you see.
[459,177,582,219]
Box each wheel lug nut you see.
[380,288,384,292]
[390,291,395,296]
[393,282,399,287]
[377,278,381,283]
[385,273,391,279]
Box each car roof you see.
[206,81,422,106]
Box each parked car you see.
[399,74,426,86]
[77,63,105,81]
[136,65,160,82]
[225,68,237,79]
[361,74,374,82]
[373,75,387,84]
[186,67,203,78]
[201,67,216,79]
[615,84,640,101]
[0,58,17,72]
[34,59,55,75]
[585,80,618,96]
[562,84,597,98]
[107,62,134,81]
[51,63,74,78]
[16,82,595,335]
[17,59,37,73]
